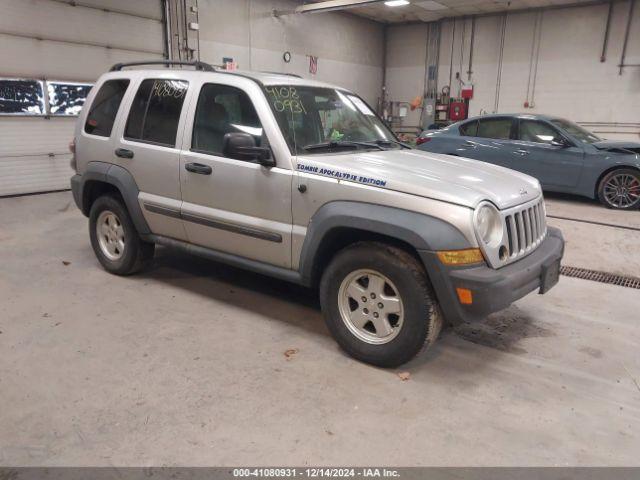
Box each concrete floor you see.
[1,191,639,466]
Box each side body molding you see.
[298,201,473,285]
[73,161,151,235]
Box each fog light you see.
[437,248,484,265]
[456,288,473,305]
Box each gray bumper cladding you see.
[420,227,565,325]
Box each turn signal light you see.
[436,248,484,265]
[456,288,473,305]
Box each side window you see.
[518,120,558,144]
[124,79,188,147]
[84,79,129,137]
[477,118,512,140]
[191,83,263,158]
[459,120,478,136]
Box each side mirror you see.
[222,132,275,167]
[551,137,570,148]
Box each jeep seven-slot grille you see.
[504,198,547,260]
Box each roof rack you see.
[260,71,303,78]
[109,60,216,72]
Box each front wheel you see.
[597,169,640,210]
[320,242,442,368]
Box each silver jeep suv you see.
[70,61,564,367]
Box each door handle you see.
[514,149,529,156]
[185,162,212,175]
[115,148,134,159]
[462,141,475,148]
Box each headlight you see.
[474,202,503,246]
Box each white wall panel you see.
[0,0,163,55]
[197,0,385,104]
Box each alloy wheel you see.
[337,269,404,345]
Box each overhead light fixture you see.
[384,0,410,6]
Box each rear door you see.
[513,118,584,188]
[465,117,518,167]
[113,75,191,240]
[178,79,293,269]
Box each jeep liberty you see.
[70,61,565,367]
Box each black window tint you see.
[0,79,45,115]
[125,79,188,147]
[192,84,263,157]
[477,118,512,139]
[459,120,478,136]
[518,120,558,144]
[84,80,129,137]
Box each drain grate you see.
[561,266,640,289]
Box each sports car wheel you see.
[598,169,640,210]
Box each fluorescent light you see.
[385,0,410,6]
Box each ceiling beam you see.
[273,0,387,16]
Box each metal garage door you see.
[0,0,165,196]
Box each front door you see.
[179,81,293,269]
[513,119,584,188]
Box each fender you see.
[298,201,472,285]
[71,161,151,235]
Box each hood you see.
[592,140,640,155]
[296,149,541,210]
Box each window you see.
[125,79,188,147]
[459,120,478,136]
[518,120,558,144]
[84,80,129,137]
[264,85,396,155]
[192,84,263,156]
[477,118,513,140]
[48,82,93,116]
[0,79,45,115]
[550,118,600,144]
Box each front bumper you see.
[420,226,565,325]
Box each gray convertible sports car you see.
[417,114,640,210]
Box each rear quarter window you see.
[84,79,130,137]
[124,79,188,147]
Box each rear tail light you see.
[416,137,431,145]
[69,138,77,171]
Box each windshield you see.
[264,85,398,154]
[550,118,601,144]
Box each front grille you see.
[503,198,547,260]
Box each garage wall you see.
[385,2,640,140]
[196,0,386,105]
[0,0,164,196]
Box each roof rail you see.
[109,60,216,72]
[260,71,303,78]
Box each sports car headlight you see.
[474,202,503,246]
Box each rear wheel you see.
[89,195,155,275]
[597,168,640,210]
[320,242,442,368]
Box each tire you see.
[597,168,640,210]
[319,242,442,368]
[89,194,155,275]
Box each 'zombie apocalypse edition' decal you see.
[297,163,387,187]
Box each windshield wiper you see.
[303,141,385,152]
[375,139,412,149]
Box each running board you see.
[145,234,307,286]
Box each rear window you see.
[84,79,129,137]
[124,79,188,147]
[459,120,478,136]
